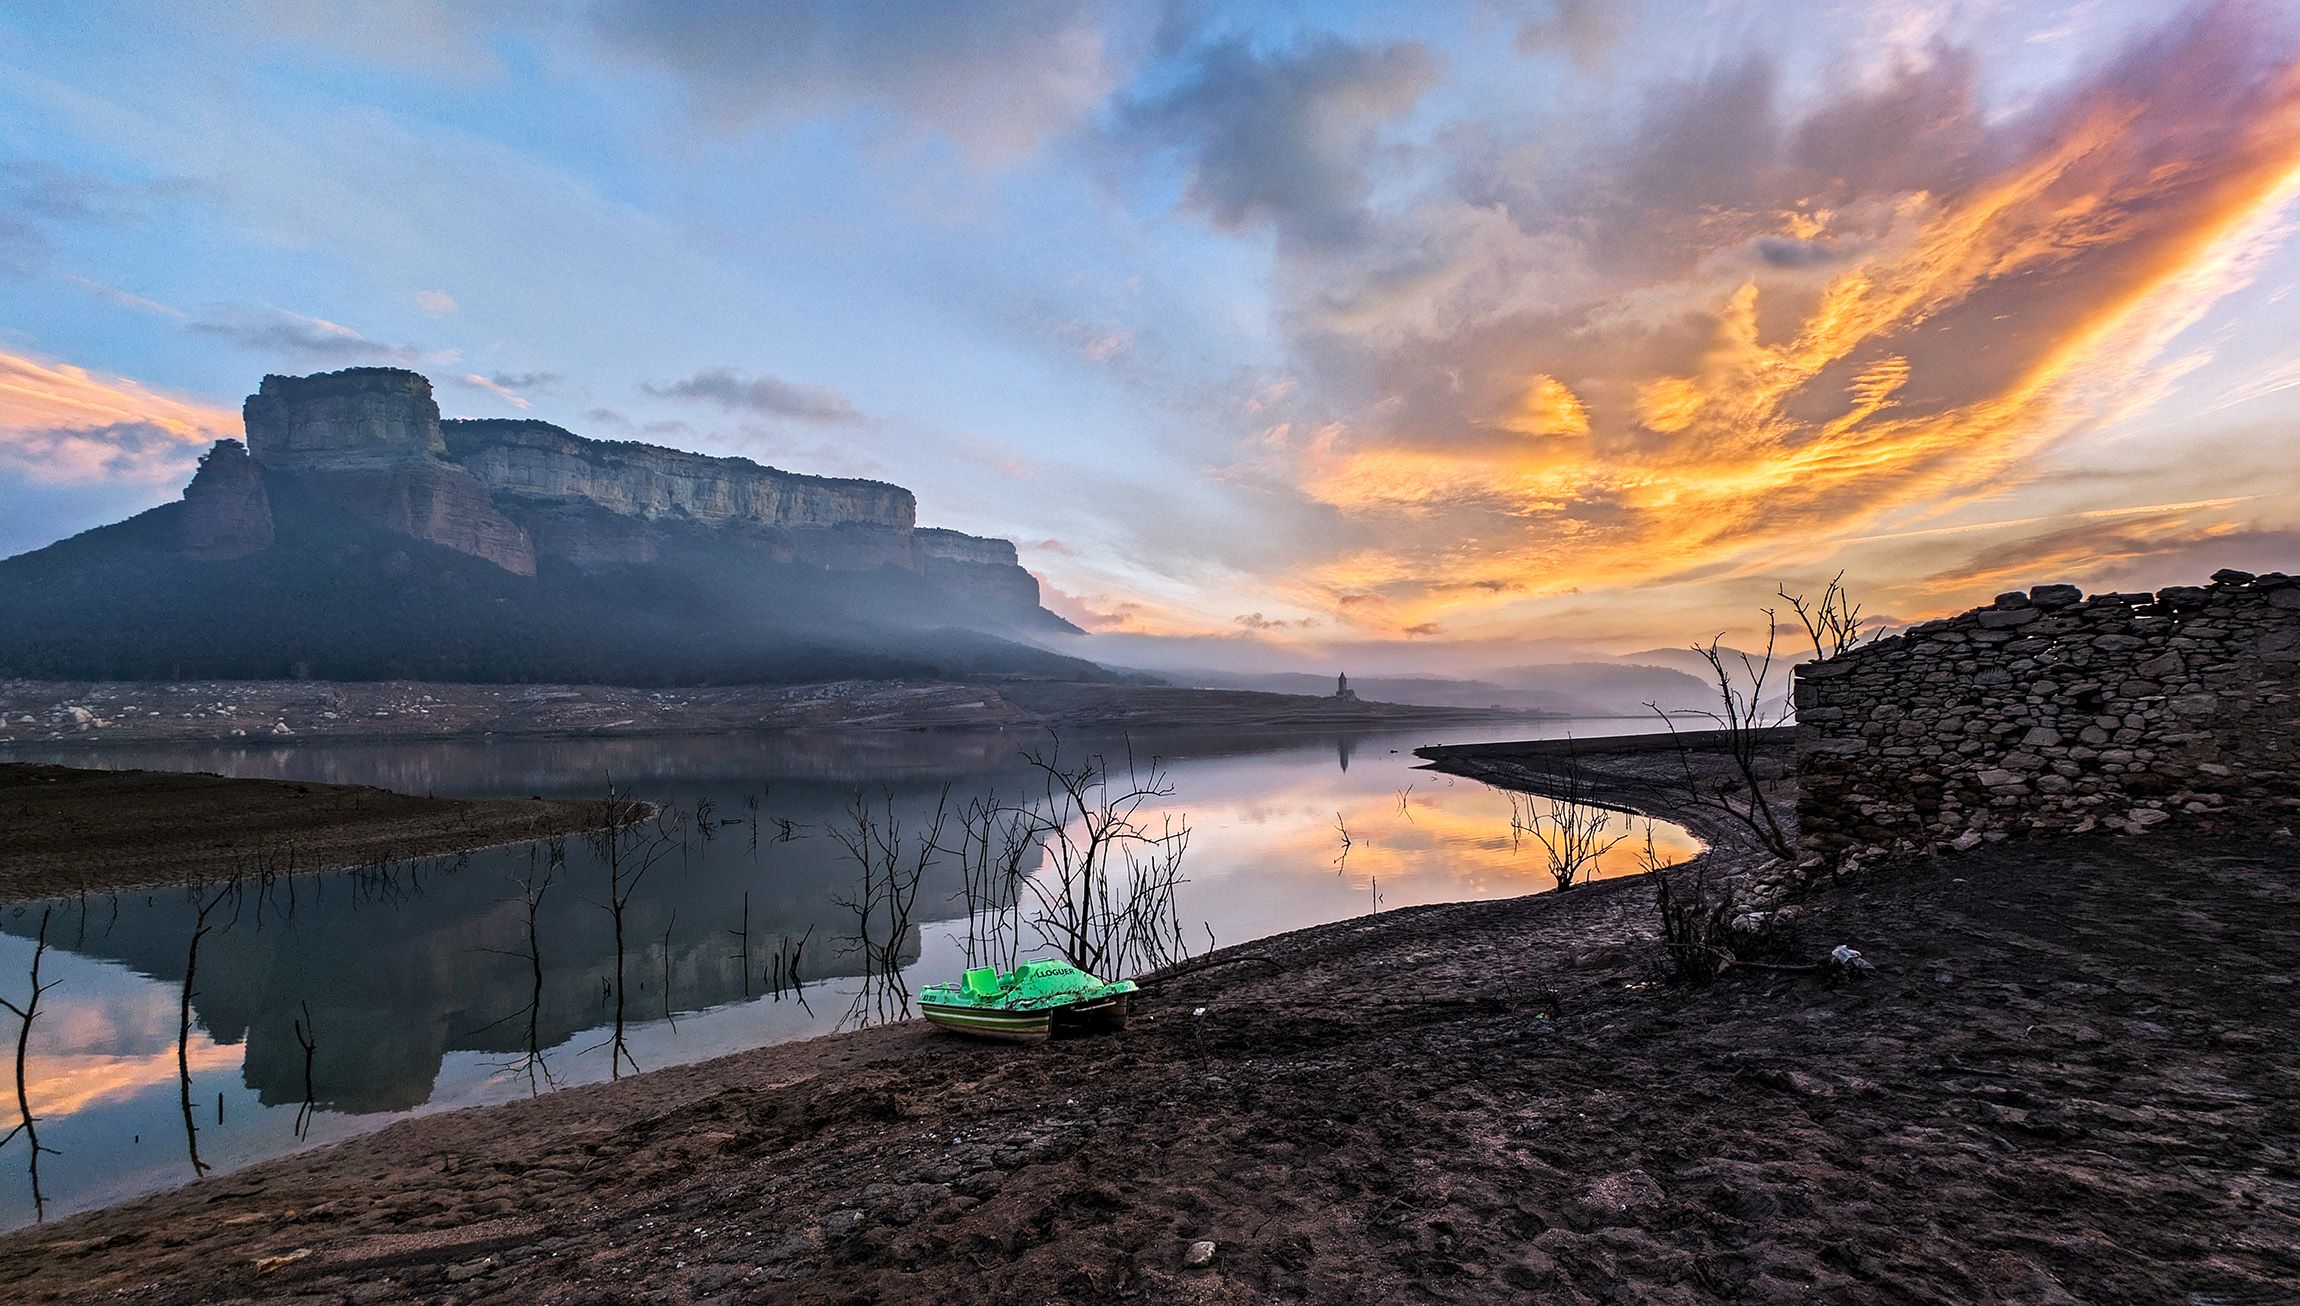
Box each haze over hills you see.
[1156,663,1723,719]
[0,368,1104,686]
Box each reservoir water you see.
[0,721,1694,1228]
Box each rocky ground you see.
[1,802,2292,1301]
[0,679,1537,749]
[0,763,614,901]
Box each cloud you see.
[1514,0,1642,72]
[591,0,1119,161]
[451,371,559,409]
[0,160,196,275]
[1234,611,1320,631]
[1113,32,1442,248]
[646,367,860,424]
[190,307,436,365]
[417,289,459,316]
[1080,328,1131,362]
[60,274,188,319]
[1202,1,2300,638]
[0,350,237,484]
[1912,509,2300,602]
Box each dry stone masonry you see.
[1796,571,2300,862]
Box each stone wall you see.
[1796,571,2300,860]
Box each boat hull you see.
[920,994,1131,1044]
[920,1002,1053,1043]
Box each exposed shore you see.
[1417,727,1796,859]
[2,739,2292,1303]
[0,678,1553,749]
[0,763,614,902]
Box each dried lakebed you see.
[0,763,610,901]
[0,827,2293,1303]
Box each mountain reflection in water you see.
[0,722,1696,1228]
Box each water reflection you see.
[0,723,1694,1228]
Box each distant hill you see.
[0,368,1102,686]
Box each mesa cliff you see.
[6,367,1095,688]
[193,367,1062,630]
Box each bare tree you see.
[948,793,1034,973]
[581,789,680,1079]
[830,787,950,1029]
[291,1001,319,1139]
[1650,620,1796,860]
[481,836,564,1095]
[1007,741,1195,979]
[1,907,60,1221]
[178,882,235,1178]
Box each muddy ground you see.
[0,763,612,901]
[2,817,2293,1303]
[0,679,1538,749]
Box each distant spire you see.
[1333,671,1357,701]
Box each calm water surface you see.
[0,721,1693,1228]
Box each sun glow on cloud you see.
[0,351,236,484]
[1240,5,2300,642]
[7,2,2300,656]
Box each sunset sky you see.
[4,1,2299,671]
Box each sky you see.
[4,0,2299,673]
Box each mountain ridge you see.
[0,367,1091,685]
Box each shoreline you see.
[1417,726,1797,863]
[0,678,1571,751]
[0,763,619,903]
[3,817,2291,1301]
[8,734,2285,1301]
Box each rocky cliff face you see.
[443,419,914,530]
[178,439,273,559]
[243,369,537,574]
[244,368,447,469]
[184,368,1061,629]
[916,527,1047,617]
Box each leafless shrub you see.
[1523,753,1633,891]
[1652,841,1736,985]
[1780,570,1878,661]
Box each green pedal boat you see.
[920,959,1138,1043]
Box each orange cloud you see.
[0,350,236,484]
[1279,9,2300,638]
[27,1039,240,1119]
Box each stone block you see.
[2030,583,2083,608]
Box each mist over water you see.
[0,722,1694,1228]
